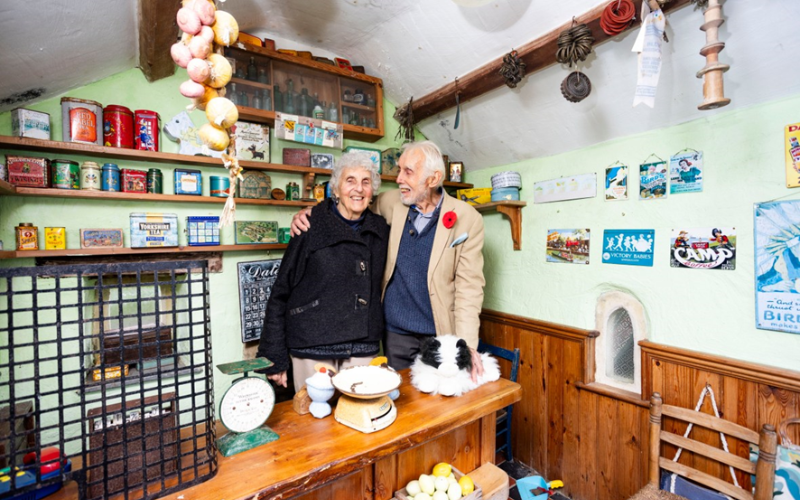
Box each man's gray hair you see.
[401,141,445,188]
[330,151,382,193]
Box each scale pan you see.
[332,365,402,399]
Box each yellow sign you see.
[785,122,800,187]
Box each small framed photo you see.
[449,161,464,183]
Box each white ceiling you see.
[1,1,798,170]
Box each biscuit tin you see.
[80,161,102,191]
[310,153,334,170]
[61,97,103,145]
[103,105,134,148]
[134,110,160,151]
[130,213,179,248]
[491,187,521,202]
[237,170,271,199]
[210,176,233,197]
[102,163,121,192]
[80,228,124,248]
[12,108,51,140]
[282,148,311,167]
[174,168,202,195]
[44,227,66,250]
[52,159,80,190]
[456,188,492,205]
[16,223,38,251]
[186,216,220,246]
[7,156,49,188]
[121,168,147,193]
[234,221,278,244]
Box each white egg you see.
[415,493,432,500]
[419,474,436,495]
[447,482,463,500]
[448,473,457,484]
[435,476,450,492]
[433,491,449,500]
[406,480,422,497]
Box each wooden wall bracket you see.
[475,201,526,251]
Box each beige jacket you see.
[374,189,485,348]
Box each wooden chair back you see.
[648,392,777,500]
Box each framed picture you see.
[449,161,464,183]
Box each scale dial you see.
[219,376,275,434]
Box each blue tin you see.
[209,175,232,197]
[490,186,520,202]
[186,216,220,246]
[174,168,202,195]
[101,163,120,192]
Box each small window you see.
[594,291,646,393]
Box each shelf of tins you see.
[224,43,385,143]
[0,243,289,260]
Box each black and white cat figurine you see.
[410,335,501,397]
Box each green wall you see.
[0,67,410,399]
[468,93,800,372]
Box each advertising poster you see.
[237,259,282,342]
[605,166,628,201]
[602,230,654,266]
[533,173,597,204]
[669,151,703,194]
[639,161,668,200]
[785,123,800,188]
[670,227,736,270]
[754,200,800,334]
[546,229,590,264]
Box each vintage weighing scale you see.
[216,358,279,457]
[331,365,402,434]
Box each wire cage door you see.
[0,260,218,500]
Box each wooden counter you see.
[173,374,519,500]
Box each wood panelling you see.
[479,310,800,500]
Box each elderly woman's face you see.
[334,167,373,219]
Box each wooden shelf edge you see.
[230,77,273,90]
[473,200,527,212]
[474,200,526,250]
[0,178,15,195]
[0,244,287,260]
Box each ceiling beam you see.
[138,0,180,82]
[408,0,694,123]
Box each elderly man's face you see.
[397,149,437,206]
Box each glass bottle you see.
[239,89,249,107]
[366,93,376,108]
[285,88,295,114]
[258,68,269,84]
[313,103,324,119]
[262,89,272,111]
[252,90,262,110]
[343,89,352,102]
[313,92,320,109]
[350,111,359,125]
[299,88,310,117]
[328,101,338,122]
[353,88,364,104]
[229,83,239,105]
[247,57,258,81]
[341,108,349,124]
[274,85,283,112]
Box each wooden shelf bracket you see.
[474,201,526,251]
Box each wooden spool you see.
[696,0,730,110]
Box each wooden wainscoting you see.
[480,310,800,500]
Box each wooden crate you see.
[394,466,483,500]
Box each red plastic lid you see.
[104,105,133,115]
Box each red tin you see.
[7,155,49,188]
[134,110,160,152]
[103,105,134,148]
[121,168,147,193]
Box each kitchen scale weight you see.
[215,358,279,457]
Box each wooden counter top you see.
[168,374,520,500]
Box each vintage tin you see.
[278,227,291,244]
[61,97,103,145]
[102,163,121,192]
[210,176,233,197]
[80,161,102,191]
[238,170,271,199]
[134,110,160,151]
[381,148,402,176]
[282,148,311,167]
[456,188,492,206]
[490,171,522,189]
[491,187,521,202]
[147,168,163,194]
[130,213,179,248]
[286,182,300,201]
[234,221,278,244]
[103,105,134,148]
[186,216,220,246]
[51,159,80,190]
[44,227,66,250]
[12,108,51,140]
[312,183,325,202]
[310,153,334,170]
[121,169,147,193]
[7,156,49,188]
[15,223,38,251]
[91,364,129,382]
[174,168,202,195]
[80,228,124,248]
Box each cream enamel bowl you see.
[332,365,402,399]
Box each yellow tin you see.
[45,227,66,250]
[455,188,492,206]
[91,364,129,381]
[15,223,39,251]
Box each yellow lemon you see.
[458,475,475,495]
[432,462,452,477]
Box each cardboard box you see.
[456,188,492,205]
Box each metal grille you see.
[0,260,217,500]
[607,307,635,383]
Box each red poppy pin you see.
[443,211,457,229]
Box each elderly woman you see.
[257,151,388,391]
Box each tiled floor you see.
[496,455,570,500]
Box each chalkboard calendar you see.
[237,259,281,342]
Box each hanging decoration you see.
[696,0,730,110]
[499,50,526,88]
[556,20,594,103]
[171,0,241,227]
[631,2,666,108]
[600,0,636,36]
[393,97,416,143]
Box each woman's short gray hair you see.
[330,151,382,193]
[401,141,445,187]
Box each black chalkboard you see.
[237,259,281,343]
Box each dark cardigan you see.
[256,199,389,374]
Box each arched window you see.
[594,291,647,393]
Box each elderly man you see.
[293,141,486,378]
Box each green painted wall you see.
[0,67,411,400]
[468,93,800,372]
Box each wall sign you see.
[237,259,281,343]
[602,229,654,266]
[546,229,591,264]
[533,173,596,204]
[670,227,735,270]
[669,151,703,194]
[605,165,628,201]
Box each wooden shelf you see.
[235,106,382,143]
[475,200,526,251]
[0,136,332,176]
[0,178,14,195]
[341,102,377,112]
[0,244,288,260]
[230,77,272,90]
